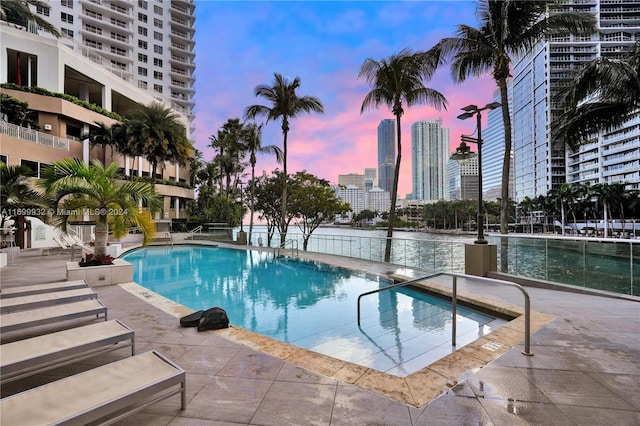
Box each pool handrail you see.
[275,239,299,257]
[356,272,534,356]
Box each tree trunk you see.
[497,78,511,272]
[94,213,109,257]
[384,114,402,263]
[249,161,256,245]
[280,125,289,248]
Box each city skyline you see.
[192,1,495,197]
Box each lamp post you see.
[452,102,501,244]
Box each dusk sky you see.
[192,1,496,198]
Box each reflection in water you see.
[122,245,505,377]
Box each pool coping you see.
[118,276,555,408]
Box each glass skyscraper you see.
[411,119,450,201]
[377,119,396,193]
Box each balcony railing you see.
[0,121,70,150]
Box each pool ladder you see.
[356,272,534,356]
[274,239,299,257]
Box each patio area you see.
[1,245,638,425]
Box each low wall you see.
[66,258,133,287]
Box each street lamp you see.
[452,102,501,244]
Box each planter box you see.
[66,259,133,287]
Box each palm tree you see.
[553,41,640,150]
[83,121,124,166]
[0,163,48,248]
[0,0,60,38]
[123,102,191,183]
[243,122,283,245]
[359,48,447,262]
[431,0,596,238]
[39,159,161,257]
[244,73,324,247]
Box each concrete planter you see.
[66,258,133,287]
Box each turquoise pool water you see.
[121,245,506,377]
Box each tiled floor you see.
[1,243,639,425]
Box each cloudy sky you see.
[192,0,496,197]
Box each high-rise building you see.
[377,119,395,192]
[38,0,196,134]
[482,89,514,201]
[334,185,365,215]
[366,187,391,213]
[512,0,640,201]
[447,155,479,200]
[411,119,450,201]
[338,173,366,190]
[364,168,377,192]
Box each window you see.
[85,24,101,34]
[153,58,163,67]
[153,18,163,28]
[111,60,126,70]
[138,26,147,36]
[154,84,163,93]
[111,46,127,56]
[138,40,148,49]
[61,28,74,37]
[0,155,7,165]
[153,45,163,54]
[153,31,163,41]
[138,81,148,89]
[61,0,73,8]
[154,71,163,80]
[20,160,39,177]
[111,32,127,42]
[154,5,163,14]
[138,0,148,9]
[85,39,102,49]
[61,12,73,24]
[138,13,147,23]
[36,6,49,16]
[138,53,148,62]
[138,67,148,76]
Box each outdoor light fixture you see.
[453,102,501,244]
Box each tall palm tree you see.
[553,41,640,150]
[431,0,596,238]
[244,73,324,247]
[39,159,161,257]
[243,122,283,245]
[124,102,191,183]
[83,121,124,166]
[0,0,60,37]
[359,48,447,262]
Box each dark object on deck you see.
[179,310,204,327]
[197,307,229,331]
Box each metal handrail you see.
[188,225,202,234]
[275,239,299,257]
[357,272,534,356]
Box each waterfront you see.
[241,226,639,297]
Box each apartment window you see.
[61,28,74,37]
[85,39,102,49]
[111,60,126,70]
[154,71,163,80]
[138,0,148,9]
[154,58,163,67]
[0,155,7,165]
[153,45,163,54]
[138,13,147,23]
[111,46,127,57]
[138,26,147,36]
[138,67,148,76]
[61,12,73,24]
[154,5,163,14]
[20,160,39,177]
[153,31,163,41]
[138,53,148,62]
[61,0,73,8]
[138,81,148,89]
[154,84,163,93]
[36,6,49,16]
[138,40,148,49]
[85,24,101,34]
[111,32,127,42]
[153,18,163,28]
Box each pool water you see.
[121,245,507,377]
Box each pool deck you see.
[1,242,639,425]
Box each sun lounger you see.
[0,350,186,426]
[1,319,135,383]
[0,288,98,314]
[0,299,107,335]
[0,280,88,299]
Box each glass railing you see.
[489,234,639,296]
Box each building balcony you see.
[170,2,194,19]
[1,121,70,151]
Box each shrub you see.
[79,253,115,267]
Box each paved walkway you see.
[1,245,638,425]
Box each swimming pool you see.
[121,245,507,377]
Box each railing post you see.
[522,292,533,356]
[452,275,457,346]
